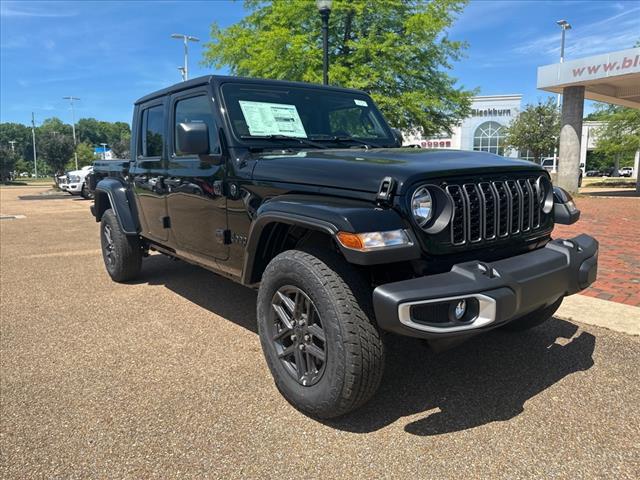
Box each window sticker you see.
[238,100,307,138]
[354,99,368,107]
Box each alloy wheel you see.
[270,285,326,386]
[102,224,115,267]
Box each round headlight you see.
[537,176,554,214]
[411,186,433,227]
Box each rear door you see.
[130,100,169,242]
[165,89,229,261]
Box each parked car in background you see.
[619,167,634,177]
[540,158,583,187]
[59,165,94,199]
[586,170,600,177]
[541,157,555,172]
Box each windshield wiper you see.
[311,135,385,149]
[240,134,328,149]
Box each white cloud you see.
[0,5,77,18]
[513,6,640,60]
[0,35,28,49]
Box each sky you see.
[1,0,639,127]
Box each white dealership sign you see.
[537,47,640,108]
[538,47,639,87]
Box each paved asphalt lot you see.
[1,186,639,479]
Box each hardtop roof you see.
[134,75,369,105]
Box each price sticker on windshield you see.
[239,100,307,138]
[354,99,368,107]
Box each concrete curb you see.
[556,294,640,336]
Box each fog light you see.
[453,299,466,320]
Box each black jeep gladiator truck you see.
[90,75,598,418]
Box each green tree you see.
[0,122,33,162]
[76,118,103,145]
[594,106,640,185]
[0,144,19,181]
[110,136,131,159]
[75,142,96,168]
[39,131,75,175]
[14,158,33,176]
[203,0,473,135]
[504,99,560,163]
[38,117,73,138]
[77,118,131,146]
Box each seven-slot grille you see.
[445,177,545,246]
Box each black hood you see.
[252,148,544,194]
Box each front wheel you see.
[257,249,385,419]
[100,209,142,282]
[81,183,94,199]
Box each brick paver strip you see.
[554,193,639,307]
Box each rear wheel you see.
[257,249,385,419]
[100,209,142,282]
[500,297,563,332]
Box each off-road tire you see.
[100,209,142,282]
[500,297,563,332]
[81,183,94,200]
[257,249,385,419]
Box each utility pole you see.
[100,143,108,160]
[9,140,16,152]
[63,96,80,170]
[31,112,38,179]
[553,20,572,172]
[171,33,199,81]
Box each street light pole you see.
[316,0,332,85]
[63,96,80,170]
[553,19,571,171]
[31,112,38,179]
[556,20,571,108]
[9,140,16,152]
[171,33,200,81]
[100,143,108,160]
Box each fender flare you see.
[241,194,421,284]
[94,177,140,235]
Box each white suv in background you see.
[619,167,634,177]
[541,158,584,186]
[60,165,94,199]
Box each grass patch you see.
[18,177,55,183]
[583,178,636,188]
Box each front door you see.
[165,90,229,261]
[130,101,169,242]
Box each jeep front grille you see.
[445,177,546,246]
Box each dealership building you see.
[403,95,524,159]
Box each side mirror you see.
[177,122,209,155]
[390,128,404,147]
[553,186,580,225]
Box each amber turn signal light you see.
[336,232,364,250]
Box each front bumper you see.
[373,234,598,339]
[67,183,81,193]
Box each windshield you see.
[221,83,396,148]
